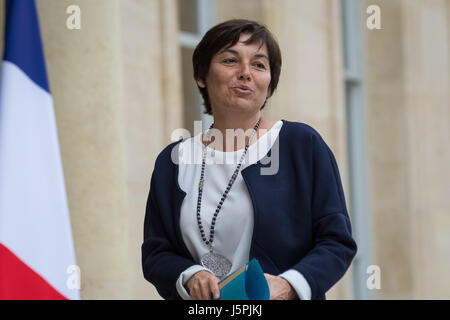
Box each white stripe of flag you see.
[0,0,79,300]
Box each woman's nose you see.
[238,64,251,81]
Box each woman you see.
[142,19,357,300]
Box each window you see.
[341,0,373,299]
[177,0,216,134]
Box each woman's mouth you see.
[231,86,253,95]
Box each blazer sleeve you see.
[293,132,358,299]
[141,158,196,300]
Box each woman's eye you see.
[223,58,236,64]
[255,62,266,69]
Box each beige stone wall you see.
[36,0,131,299]
[401,0,450,299]
[363,0,413,299]
[363,0,450,299]
[119,0,184,300]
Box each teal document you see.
[218,259,270,300]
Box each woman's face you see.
[197,33,272,115]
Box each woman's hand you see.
[185,270,221,300]
[264,273,298,300]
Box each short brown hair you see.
[192,19,282,115]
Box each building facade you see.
[1,0,449,299]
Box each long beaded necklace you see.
[197,117,261,278]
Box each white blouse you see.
[175,120,311,300]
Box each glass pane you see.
[181,47,203,135]
[177,0,198,34]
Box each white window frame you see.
[341,0,373,300]
[178,0,216,131]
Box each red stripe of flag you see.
[0,243,67,300]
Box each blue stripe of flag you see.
[3,0,50,93]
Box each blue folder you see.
[218,259,270,300]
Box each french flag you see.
[0,0,79,299]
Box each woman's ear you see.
[266,87,272,99]
[197,78,206,88]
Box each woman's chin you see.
[227,100,260,112]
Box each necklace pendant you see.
[200,250,232,278]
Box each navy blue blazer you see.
[142,119,357,300]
